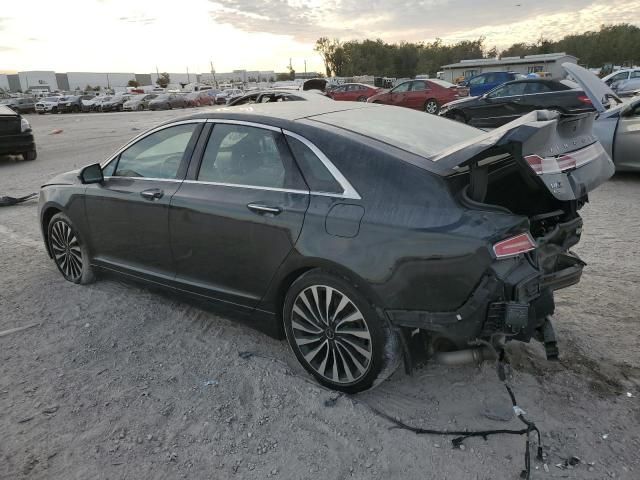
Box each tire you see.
[283,269,401,393]
[118,104,124,112]
[47,213,94,285]
[356,96,367,102]
[73,105,80,113]
[23,150,37,161]
[424,99,439,114]
[138,105,144,111]
[52,107,58,114]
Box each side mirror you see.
[79,163,104,184]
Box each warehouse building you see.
[441,53,578,83]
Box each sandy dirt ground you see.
[1,110,639,480]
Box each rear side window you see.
[523,82,552,94]
[198,124,304,190]
[286,136,342,194]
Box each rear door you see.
[85,121,203,279]
[613,102,640,171]
[169,121,309,308]
[406,81,429,109]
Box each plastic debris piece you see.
[50,129,63,134]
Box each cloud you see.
[208,0,640,45]
[0,45,16,51]
[118,14,156,25]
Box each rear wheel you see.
[23,150,37,161]
[47,213,94,284]
[283,270,401,393]
[356,96,367,102]
[137,104,144,111]
[424,99,439,114]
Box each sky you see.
[0,0,639,75]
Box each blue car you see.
[465,71,524,96]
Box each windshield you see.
[44,97,59,102]
[310,105,482,160]
[428,79,456,88]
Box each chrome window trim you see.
[182,179,308,195]
[103,176,183,183]
[283,129,361,200]
[99,118,207,170]
[205,118,281,132]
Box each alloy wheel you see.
[425,100,438,114]
[50,220,83,281]
[290,285,372,384]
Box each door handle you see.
[247,203,282,215]
[140,188,164,200]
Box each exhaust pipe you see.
[433,347,496,366]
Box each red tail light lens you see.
[493,233,536,259]
[577,95,592,104]
[524,142,605,175]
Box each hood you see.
[441,96,481,109]
[42,169,80,187]
[562,63,623,114]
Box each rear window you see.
[309,106,482,160]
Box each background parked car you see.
[367,79,462,114]
[148,93,187,110]
[611,78,640,97]
[327,83,382,102]
[602,68,640,86]
[0,97,36,114]
[439,79,594,128]
[463,71,525,96]
[35,96,62,114]
[100,94,132,112]
[184,91,215,107]
[228,90,332,106]
[215,89,244,105]
[58,95,94,113]
[123,94,158,111]
[565,62,640,172]
[0,104,36,160]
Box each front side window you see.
[524,82,552,94]
[631,71,640,79]
[488,82,526,98]
[198,124,302,190]
[112,124,197,179]
[468,75,485,86]
[286,136,342,194]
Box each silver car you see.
[564,63,640,172]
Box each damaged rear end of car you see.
[393,110,614,361]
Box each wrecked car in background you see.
[38,101,613,393]
[564,62,640,172]
[0,104,37,160]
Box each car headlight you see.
[21,117,31,132]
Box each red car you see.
[327,83,381,102]
[367,79,466,114]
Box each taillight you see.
[524,142,605,175]
[493,233,536,259]
[577,95,592,104]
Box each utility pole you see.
[187,66,190,83]
[304,59,307,77]
[156,65,159,86]
[210,60,217,87]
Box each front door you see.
[389,81,411,107]
[613,103,640,171]
[169,122,309,308]
[84,122,202,279]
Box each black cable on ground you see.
[369,350,544,480]
[0,193,37,207]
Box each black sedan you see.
[148,93,187,110]
[38,102,613,392]
[439,79,594,128]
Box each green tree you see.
[127,79,140,87]
[275,72,290,81]
[156,72,171,88]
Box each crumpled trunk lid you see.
[433,109,614,201]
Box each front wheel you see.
[424,99,439,114]
[47,213,94,284]
[283,270,401,393]
[356,96,367,102]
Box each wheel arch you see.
[261,256,388,328]
[41,203,63,258]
